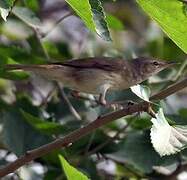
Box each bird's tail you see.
[5,64,49,71]
[4,64,67,81]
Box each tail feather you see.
[4,64,66,81]
[5,64,31,71]
[5,64,53,71]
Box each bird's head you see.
[132,57,177,80]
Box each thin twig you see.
[42,12,73,39]
[84,132,96,154]
[172,60,187,81]
[150,77,187,101]
[39,86,57,107]
[33,28,50,60]
[0,77,186,177]
[57,83,82,120]
[12,10,50,61]
[86,122,133,156]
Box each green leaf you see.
[178,108,187,119]
[1,96,52,156]
[0,0,14,8]
[12,6,41,28]
[65,0,111,41]
[137,0,187,54]
[2,109,52,156]
[0,56,29,80]
[109,131,178,173]
[130,84,151,102]
[0,0,15,21]
[106,14,124,30]
[127,116,152,130]
[23,0,39,12]
[58,155,89,180]
[21,110,83,136]
[0,45,45,64]
[21,110,66,135]
[1,19,33,40]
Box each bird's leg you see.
[99,93,107,105]
[71,90,81,98]
[71,90,97,102]
[106,100,136,111]
[98,84,111,105]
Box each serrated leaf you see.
[59,155,89,180]
[151,108,187,156]
[130,84,151,102]
[12,6,41,28]
[0,0,15,21]
[137,0,187,54]
[0,7,9,21]
[65,0,111,41]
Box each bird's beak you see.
[165,61,180,67]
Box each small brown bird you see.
[5,57,175,105]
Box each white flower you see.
[150,108,187,156]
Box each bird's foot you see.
[106,100,136,111]
[71,90,81,98]
[110,103,124,110]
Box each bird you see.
[5,57,175,105]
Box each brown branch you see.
[150,77,187,101]
[0,77,187,177]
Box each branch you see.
[150,77,187,100]
[0,77,187,177]
[41,12,73,39]
[85,122,132,156]
[57,83,82,121]
[172,60,187,81]
[33,28,50,60]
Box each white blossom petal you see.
[150,108,187,156]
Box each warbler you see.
[5,57,175,105]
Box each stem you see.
[33,28,50,60]
[86,122,132,156]
[42,12,73,39]
[173,60,187,81]
[150,77,187,101]
[57,83,82,121]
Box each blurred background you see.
[0,0,187,179]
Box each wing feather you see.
[53,57,126,71]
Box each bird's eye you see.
[153,61,159,66]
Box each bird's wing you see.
[53,57,126,71]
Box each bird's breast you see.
[46,66,132,94]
